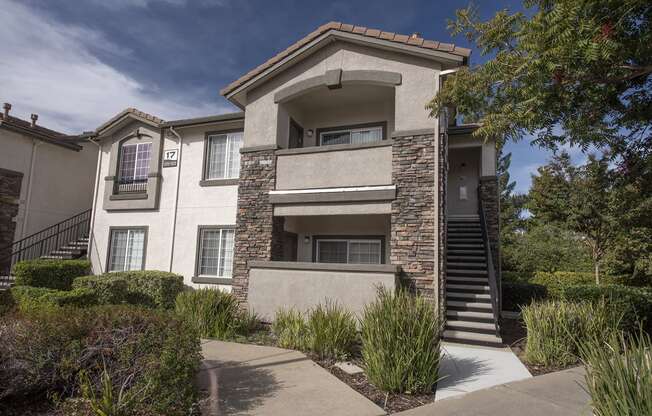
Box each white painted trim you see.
[269,185,396,195]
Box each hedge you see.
[13,259,91,290]
[10,285,98,310]
[531,271,597,297]
[502,282,548,312]
[561,285,652,333]
[73,270,184,309]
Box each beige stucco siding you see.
[0,129,97,239]
[243,41,441,148]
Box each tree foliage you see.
[429,0,652,157]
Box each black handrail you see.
[478,192,500,337]
[0,209,91,276]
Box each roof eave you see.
[0,121,82,151]
[162,111,245,129]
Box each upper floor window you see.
[205,131,243,180]
[117,142,151,193]
[319,124,383,146]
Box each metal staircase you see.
[443,214,503,347]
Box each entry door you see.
[448,148,480,215]
[289,119,304,149]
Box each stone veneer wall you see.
[437,130,448,314]
[479,176,500,308]
[231,149,285,305]
[390,134,436,300]
[0,168,23,274]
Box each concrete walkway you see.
[197,340,385,416]
[396,366,591,416]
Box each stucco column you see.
[390,133,436,300]
[231,147,284,305]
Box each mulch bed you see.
[315,359,436,414]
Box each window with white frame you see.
[319,125,383,146]
[118,142,152,185]
[316,238,383,264]
[197,227,235,278]
[108,228,146,272]
[205,132,243,180]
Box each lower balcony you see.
[247,260,399,322]
[114,178,147,195]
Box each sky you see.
[0,0,587,194]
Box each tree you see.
[528,151,576,224]
[429,0,652,157]
[497,148,526,231]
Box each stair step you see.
[446,283,490,293]
[41,255,69,260]
[447,270,488,278]
[447,250,486,256]
[446,320,497,332]
[448,244,484,249]
[443,330,503,347]
[447,291,491,301]
[447,261,487,269]
[447,300,493,311]
[59,246,85,252]
[446,276,489,285]
[448,229,482,234]
[447,255,486,262]
[447,309,495,322]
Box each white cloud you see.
[512,162,542,194]
[87,0,227,9]
[0,0,230,133]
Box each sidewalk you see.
[396,366,590,416]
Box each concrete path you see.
[436,342,532,401]
[197,340,385,416]
[396,366,591,416]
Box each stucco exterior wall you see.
[243,41,440,148]
[0,129,97,240]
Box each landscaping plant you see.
[13,259,91,290]
[360,287,442,394]
[522,300,621,367]
[272,308,309,350]
[306,301,357,360]
[578,329,652,416]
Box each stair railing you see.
[477,192,501,337]
[0,209,92,277]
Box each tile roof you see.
[94,108,164,134]
[220,21,471,97]
[162,111,244,128]
[0,113,82,150]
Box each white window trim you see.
[119,142,151,182]
[108,228,146,272]
[319,125,383,146]
[316,238,383,264]
[206,132,242,180]
[197,227,234,278]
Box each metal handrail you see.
[0,209,91,276]
[478,193,500,337]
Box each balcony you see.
[113,178,147,195]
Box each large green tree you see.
[429,0,652,156]
[527,151,576,224]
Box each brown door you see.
[283,232,298,261]
[289,119,303,149]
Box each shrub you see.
[306,302,357,360]
[0,305,201,415]
[561,284,652,333]
[72,275,128,305]
[532,271,596,297]
[0,289,16,315]
[10,285,98,311]
[578,330,652,416]
[272,308,309,350]
[522,300,621,367]
[360,287,442,394]
[502,282,548,311]
[174,288,257,340]
[502,271,529,283]
[13,259,91,290]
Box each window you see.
[118,142,152,190]
[316,238,383,264]
[319,125,383,146]
[197,227,235,278]
[205,132,243,180]
[108,228,146,272]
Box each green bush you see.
[0,305,201,415]
[360,287,442,394]
[522,300,621,367]
[578,330,652,416]
[561,285,652,333]
[502,282,548,311]
[272,308,309,350]
[10,285,98,310]
[73,270,183,309]
[174,288,258,340]
[532,271,596,297]
[502,271,530,283]
[0,289,16,315]
[13,259,91,290]
[306,302,357,360]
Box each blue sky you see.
[0,0,583,194]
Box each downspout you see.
[21,139,43,238]
[87,137,103,274]
[167,126,183,273]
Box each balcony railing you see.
[114,178,147,194]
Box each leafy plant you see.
[272,308,308,350]
[360,287,442,394]
[13,259,91,290]
[306,301,357,360]
[79,364,134,416]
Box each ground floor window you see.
[197,227,235,278]
[315,237,383,264]
[108,227,147,271]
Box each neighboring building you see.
[88,22,502,346]
[0,103,98,273]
